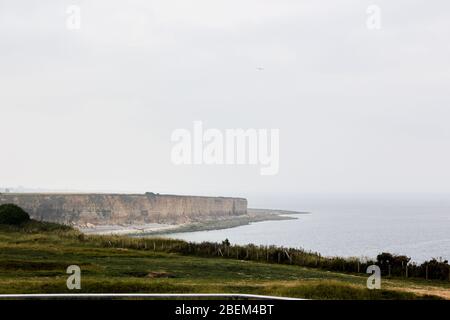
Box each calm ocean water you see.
[167,194,450,263]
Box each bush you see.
[0,204,30,225]
[419,258,450,280]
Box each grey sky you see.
[1,0,450,206]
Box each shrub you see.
[0,204,30,225]
[419,258,450,280]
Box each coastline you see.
[78,208,309,236]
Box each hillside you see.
[0,221,448,299]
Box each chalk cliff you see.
[0,193,247,226]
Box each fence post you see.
[388,264,391,277]
[426,265,429,280]
[284,250,292,264]
[406,265,408,278]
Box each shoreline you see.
[78,208,309,236]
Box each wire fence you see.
[81,234,450,282]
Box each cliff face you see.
[0,193,247,225]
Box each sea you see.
[167,194,450,263]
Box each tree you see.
[0,204,30,225]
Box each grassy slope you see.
[0,222,448,299]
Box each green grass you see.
[0,221,448,299]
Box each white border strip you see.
[0,293,303,300]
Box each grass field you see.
[0,221,449,299]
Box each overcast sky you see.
[1,0,450,206]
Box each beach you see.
[78,208,307,236]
